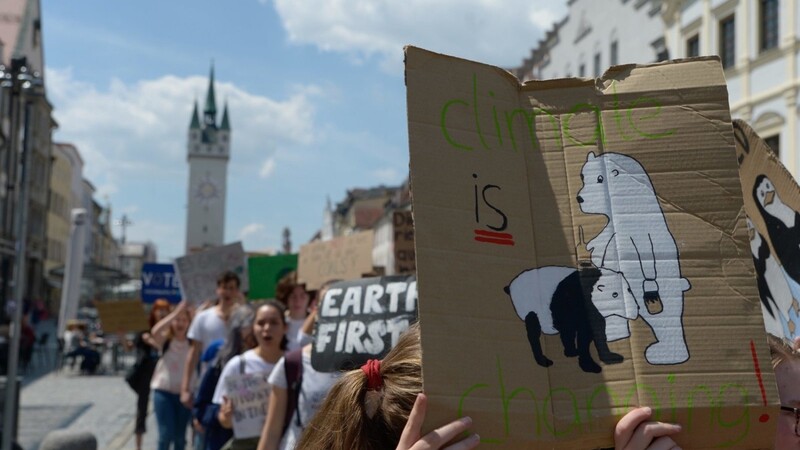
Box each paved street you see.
[14,319,145,450]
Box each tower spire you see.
[220,101,230,130]
[203,62,217,126]
[190,100,201,129]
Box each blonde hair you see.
[296,323,422,450]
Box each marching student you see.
[150,301,194,450]
[182,271,241,408]
[257,283,341,450]
[214,301,288,450]
[275,271,311,351]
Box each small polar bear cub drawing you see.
[576,151,691,365]
[503,265,637,373]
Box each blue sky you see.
[42,0,565,261]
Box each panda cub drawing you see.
[503,264,637,373]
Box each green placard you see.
[247,254,298,300]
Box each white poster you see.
[225,371,271,440]
[174,242,248,304]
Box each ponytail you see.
[296,323,422,450]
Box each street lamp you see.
[0,56,43,450]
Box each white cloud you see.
[269,0,566,72]
[46,67,321,186]
[259,157,277,179]
[239,223,266,240]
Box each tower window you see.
[203,225,208,233]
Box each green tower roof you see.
[203,63,217,119]
[189,100,201,129]
[220,102,230,130]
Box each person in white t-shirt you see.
[275,271,312,351]
[215,301,288,450]
[150,301,193,450]
[181,271,241,410]
[258,343,341,450]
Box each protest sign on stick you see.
[312,275,417,372]
[247,253,298,300]
[141,263,181,304]
[174,242,248,304]
[734,119,800,341]
[298,230,374,290]
[406,46,778,448]
[95,300,149,334]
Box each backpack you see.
[283,348,304,434]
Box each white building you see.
[663,0,795,174]
[515,0,798,177]
[514,0,667,82]
[185,65,231,254]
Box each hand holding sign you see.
[396,394,479,450]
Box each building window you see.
[579,63,586,77]
[687,35,700,57]
[594,52,601,77]
[720,15,736,69]
[610,41,618,65]
[764,134,780,157]
[760,0,779,52]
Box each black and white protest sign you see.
[312,275,418,372]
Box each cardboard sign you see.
[95,300,149,334]
[141,263,182,304]
[735,119,800,341]
[297,230,374,290]
[247,254,298,300]
[225,372,271,439]
[174,242,248,304]
[312,275,417,372]
[405,47,778,449]
[393,211,417,275]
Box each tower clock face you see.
[194,173,221,207]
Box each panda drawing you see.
[503,264,637,373]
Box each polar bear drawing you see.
[576,152,691,365]
[503,264,637,373]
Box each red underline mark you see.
[474,229,514,239]
[474,236,515,246]
[750,339,770,423]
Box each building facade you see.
[45,142,83,312]
[514,0,800,177]
[663,0,798,174]
[0,0,56,318]
[513,0,667,82]
[185,65,231,254]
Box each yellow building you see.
[46,143,83,312]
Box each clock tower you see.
[185,64,231,253]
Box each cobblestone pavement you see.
[14,319,145,450]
